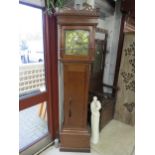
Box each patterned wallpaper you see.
[121,41,135,92]
[114,33,135,126]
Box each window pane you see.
[19,63,46,98]
[65,30,89,55]
[19,4,46,98]
[19,102,48,150]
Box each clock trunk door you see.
[63,63,90,129]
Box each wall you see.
[93,1,122,94]
[57,24,64,131]
[97,17,114,94]
[58,62,64,131]
[102,1,122,94]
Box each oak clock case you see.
[57,9,99,152]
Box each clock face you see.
[64,30,89,56]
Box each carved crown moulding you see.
[56,5,99,26]
[55,4,100,17]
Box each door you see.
[19,3,58,155]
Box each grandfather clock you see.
[57,7,99,152]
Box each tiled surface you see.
[39,146,100,155]
[40,120,134,155]
[19,104,48,150]
[92,120,135,155]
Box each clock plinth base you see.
[60,128,90,152]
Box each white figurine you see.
[91,96,101,144]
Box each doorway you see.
[19,3,58,154]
